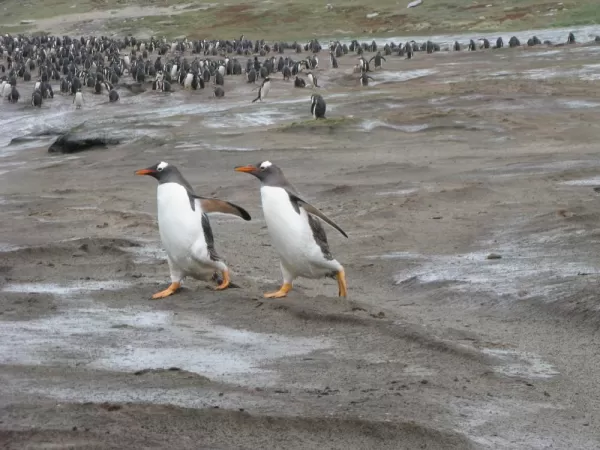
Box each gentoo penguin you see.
[368,52,386,69]
[310,93,326,119]
[235,161,348,298]
[307,72,319,88]
[214,86,225,97]
[73,89,84,109]
[252,76,271,103]
[31,89,42,107]
[184,71,193,89]
[135,161,251,299]
[294,76,306,88]
[7,85,20,103]
[359,72,374,86]
[109,89,120,102]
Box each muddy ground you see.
[2,31,600,449]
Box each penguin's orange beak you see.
[135,168,155,176]
[234,165,258,174]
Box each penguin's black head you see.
[234,160,281,182]
[135,161,173,181]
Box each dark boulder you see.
[48,133,121,154]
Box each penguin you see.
[282,65,291,81]
[109,89,119,102]
[235,161,348,299]
[31,89,42,107]
[73,89,84,109]
[329,52,338,69]
[252,76,271,103]
[359,72,374,86]
[7,86,20,103]
[294,75,306,88]
[0,80,6,98]
[307,72,319,88]
[310,93,326,119]
[368,52,386,69]
[135,161,251,299]
[247,68,256,83]
[214,86,224,97]
[184,71,193,89]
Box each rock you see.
[487,253,502,260]
[366,12,379,18]
[20,20,36,25]
[118,82,146,94]
[48,132,121,154]
[326,3,333,10]
[407,0,422,8]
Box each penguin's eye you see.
[157,167,163,172]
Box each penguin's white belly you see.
[260,186,338,278]
[261,82,271,99]
[157,183,213,277]
[184,73,193,89]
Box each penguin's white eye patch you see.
[157,161,168,171]
[260,161,272,170]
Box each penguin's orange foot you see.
[337,269,348,297]
[264,283,292,299]
[151,282,181,299]
[213,269,230,291]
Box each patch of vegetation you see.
[0,0,599,40]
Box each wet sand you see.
[2,32,600,449]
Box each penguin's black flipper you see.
[287,191,348,238]
[194,196,252,221]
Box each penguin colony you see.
[1,31,595,116]
[0,31,597,298]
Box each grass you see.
[0,0,599,41]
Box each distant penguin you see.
[359,72,374,86]
[252,76,271,103]
[294,76,306,88]
[234,161,348,299]
[329,52,338,69]
[215,71,224,86]
[135,161,251,299]
[310,93,326,119]
[0,80,6,97]
[214,86,225,98]
[495,37,504,48]
[109,89,119,102]
[184,72,193,89]
[73,89,84,109]
[307,72,319,87]
[468,39,476,51]
[282,65,291,80]
[567,32,576,44]
[509,36,520,47]
[369,51,386,69]
[31,89,42,107]
[7,86,20,103]
[247,68,257,83]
